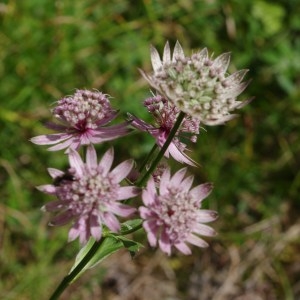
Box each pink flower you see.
[139,167,218,255]
[38,145,139,244]
[129,94,200,166]
[31,89,129,151]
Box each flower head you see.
[31,89,129,151]
[129,94,200,166]
[139,167,218,255]
[38,145,139,244]
[140,41,251,125]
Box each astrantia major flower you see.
[139,167,218,255]
[31,89,129,151]
[38,145,139,244]
[140,41,252,125]
[129,94,200,166]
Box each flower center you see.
[53,90,113,130]
[56,167,119,216]
[156,187,198,242]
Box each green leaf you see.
[69,236,123,282]
[116,236,144,258]
[120,218,143,235]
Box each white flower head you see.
[140,41,252,125]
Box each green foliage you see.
[1,0,300,298]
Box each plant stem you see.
[138,143,158,173]
[49,239,104,300]
[137,111,185,187]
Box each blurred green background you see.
[1,0,300,299]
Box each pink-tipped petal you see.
[49,210,74,226]
[103,212,120,232]
[86,144,97,169]
[159,230,172,255]
[187,234,209,248]
[68,148,84,176]
[109,203,136,217]
[160,168,171,195]
[190,182,213,203]
[117,186,141,200]
[30,133,70,145]
[47,168,64,179]
[197,210,218,223]
[98,148,114,175]
[36,184,56,194]
[175,242,192,255]
[110,159,134,182]
[170,168,187,186]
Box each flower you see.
[129,94,200,166]
[139,167,218,255]
[140,41,252,125]
[31,89,129,151]
[38,145,139,244]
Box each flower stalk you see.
[137,111,185,187]
[49,239,104,300]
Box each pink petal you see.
[116,186,141,200]
[86,144,97,169]
[68,227,81,242]
[158,230,172,255]
[36,184,56,194]
[102,212,120,232]
[143,220,158,247]
[168,143,198,166]
[110,159,134,182]
[30,133,70,145]
[89,214,102,241]
[47,137,75,151]
[49,210,74,226]
[181,175,194,192]
[190,182,213,203]
[197,210,218,223]
[174,242,192,255]
[170,168,187,186]
[160,168,171,195]
[139,207,153,219]
[143,177,156,205]
[187,234,209,248]
[98,148,114,175]
[128,114,155,132]
[68,218,86,242]
[109,203,136,217]
[194,223,217,237]
[47,168,64,179]
[68,148,84,176]
[79,132,92,145]
[42,200,66,212]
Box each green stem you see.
[138,143,158,173]
[49,238,104,300]
[137,111,186,187]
